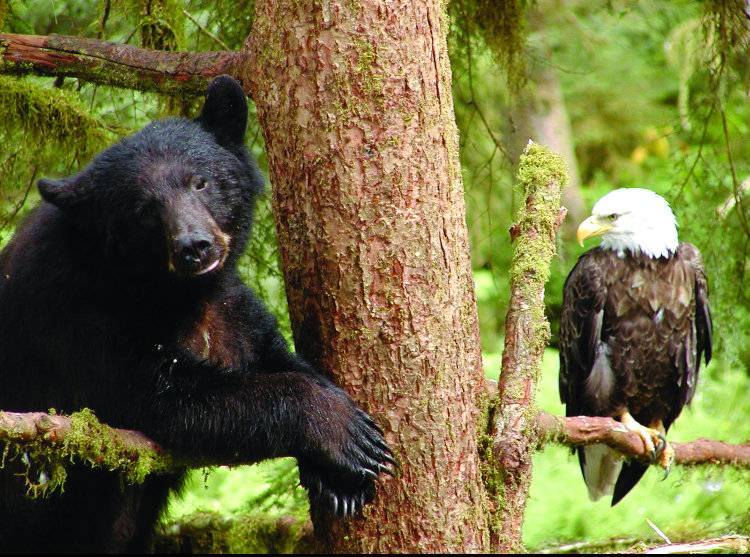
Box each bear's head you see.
[38,75,263,281]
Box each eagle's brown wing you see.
[559,248,608,417]
[675,242,713,414]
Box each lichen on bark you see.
[490,141,566,552]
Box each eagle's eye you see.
[606,213,618,221]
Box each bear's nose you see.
[174,233,213,269]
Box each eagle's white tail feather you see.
[583,444,623,501]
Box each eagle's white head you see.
[577,188,678,259]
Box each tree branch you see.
[489,142,567,553]
[0,33,244,96]
[536,411,750,467]
[0,410,161,453]
[0,409,173,488]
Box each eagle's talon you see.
[661,464,671,480]
[655,432,667,454]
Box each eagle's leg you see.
[618,410,666,463]
[649,419,674,478]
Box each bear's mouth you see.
[195,258,221,275]
[193,249,230,276]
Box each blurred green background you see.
[2,0,750,550]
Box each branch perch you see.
[485,379,750,466]
[0,33,244,95]
[0,410,163,455]
[536,411,750,467]
[0,409,173,492]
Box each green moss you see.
[0,75,114,159]
[510,142,567,357]
[353,38,385,102]
[516,142,568,201]
[1,409,172,499]
[63,408,173,485]
[477,396,506,540]
[155,511,314,554]
[227,514,313,553]
[345,0,362,17]
[448,0,528,89]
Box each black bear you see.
[0,75,393,553]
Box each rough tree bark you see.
[244,0,491,552]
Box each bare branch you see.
[536,411,750,467]
[0,33,244,96]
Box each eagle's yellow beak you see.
[576,216,613,246]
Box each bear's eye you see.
[194,179,209,192]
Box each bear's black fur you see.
[0,76,393,553]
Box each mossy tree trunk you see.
[244,0,491,552]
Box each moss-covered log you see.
[491,142,567,553]
[153,511,315,554]
[0,33,242,95]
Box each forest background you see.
[1,0,749,551]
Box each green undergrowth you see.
[164,458,308,526]
[520,349,750,551]
[154,510,314,554]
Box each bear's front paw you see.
[299,395,396,518]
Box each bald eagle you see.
[559,188,712,505]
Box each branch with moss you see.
[489,142,567,553]
[0,409,173,495]
[0,33,243,96]
[153,511,315,554]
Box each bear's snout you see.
[164,192,230,278]
[173,233,218,275]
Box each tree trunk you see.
[244,0,490,552]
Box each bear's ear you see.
[38,176,90,211]
[196,75,248,149]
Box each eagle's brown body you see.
[559,242,712,504]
